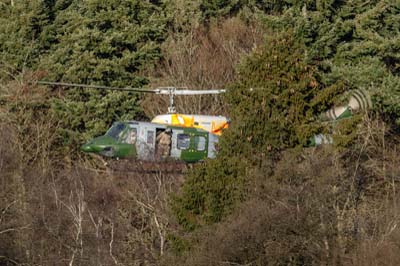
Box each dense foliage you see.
[1,0,168,147]
[173,31,341,229]
[1,0,400,265]
[173,0,400,231]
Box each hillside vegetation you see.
[1,0,400,265]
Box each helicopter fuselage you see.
[81,121,219,162]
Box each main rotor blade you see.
[36,81,157,93]
[36,81,226,95]
[157,89,226,95]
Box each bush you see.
[172,30,342,230]
[167,116,400,265]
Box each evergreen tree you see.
[173,31,338,230]
[40,0,166,87]
[37,0,168,146]
[0,0,54,77]
[200,0,242,20]
[291,0,400,125]
[199,0,290,21]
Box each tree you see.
[199,0,290,21]
[36,0,168,147]
[0,0,55,78]
[290,0,400,125]
[173,31,337,230]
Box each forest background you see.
[1,0,400,265]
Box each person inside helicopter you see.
[127,129,137,144]
[156,128,172,159]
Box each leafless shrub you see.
[0,121,27,266]
[108,169,184,264]
[3,160,183,266]
[342,115,400,266]
[346,198,400,266]
[1,72,61,172]
[163,148,345,265]
[1,74,187,265]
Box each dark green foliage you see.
[199,0,290,21]
[0,1,53,73]
[250,1,400,125]
[36,0,167,144]
[40,0,166,86]
[332,114,363,148]
[224,32,326,153]
[0,0,169,150]
[371,74,400,125]
[173,31,339,230]
[49,89,144,148]
[173,157,247,230]
[291,0,400,125]
[200,0,243,20]
[221,30,351,158]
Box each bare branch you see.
[0,225,29,235]
[153,214,164,256]
[0,200,17,223]
[109,222,121,266]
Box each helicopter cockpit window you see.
[195,136,206,151]
[106,123,126,140]
[177,134,190,150]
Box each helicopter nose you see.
[81,143,94,153]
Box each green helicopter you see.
[81,121,219,163]
[37,81,225,162]
[36,81,372,160]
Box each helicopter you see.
[80,121,218,162]
[36,81,227,162]
[36,81,372,161]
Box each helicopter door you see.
[137,128,156,160]
[170,129,183,159]
[179,132,208,162]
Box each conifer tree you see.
[0,0,54,76]
[199,0,290,21]
[173,31,336,229]
[37,0,168,146]
[290,0,400,124]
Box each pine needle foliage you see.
[37,0,167,143]
[173,31,340,230]
[0,0,54,73]
[289,0,400,125]
[1,0,169,149]
[224,32,323,153]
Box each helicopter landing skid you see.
[106,159,188,174]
